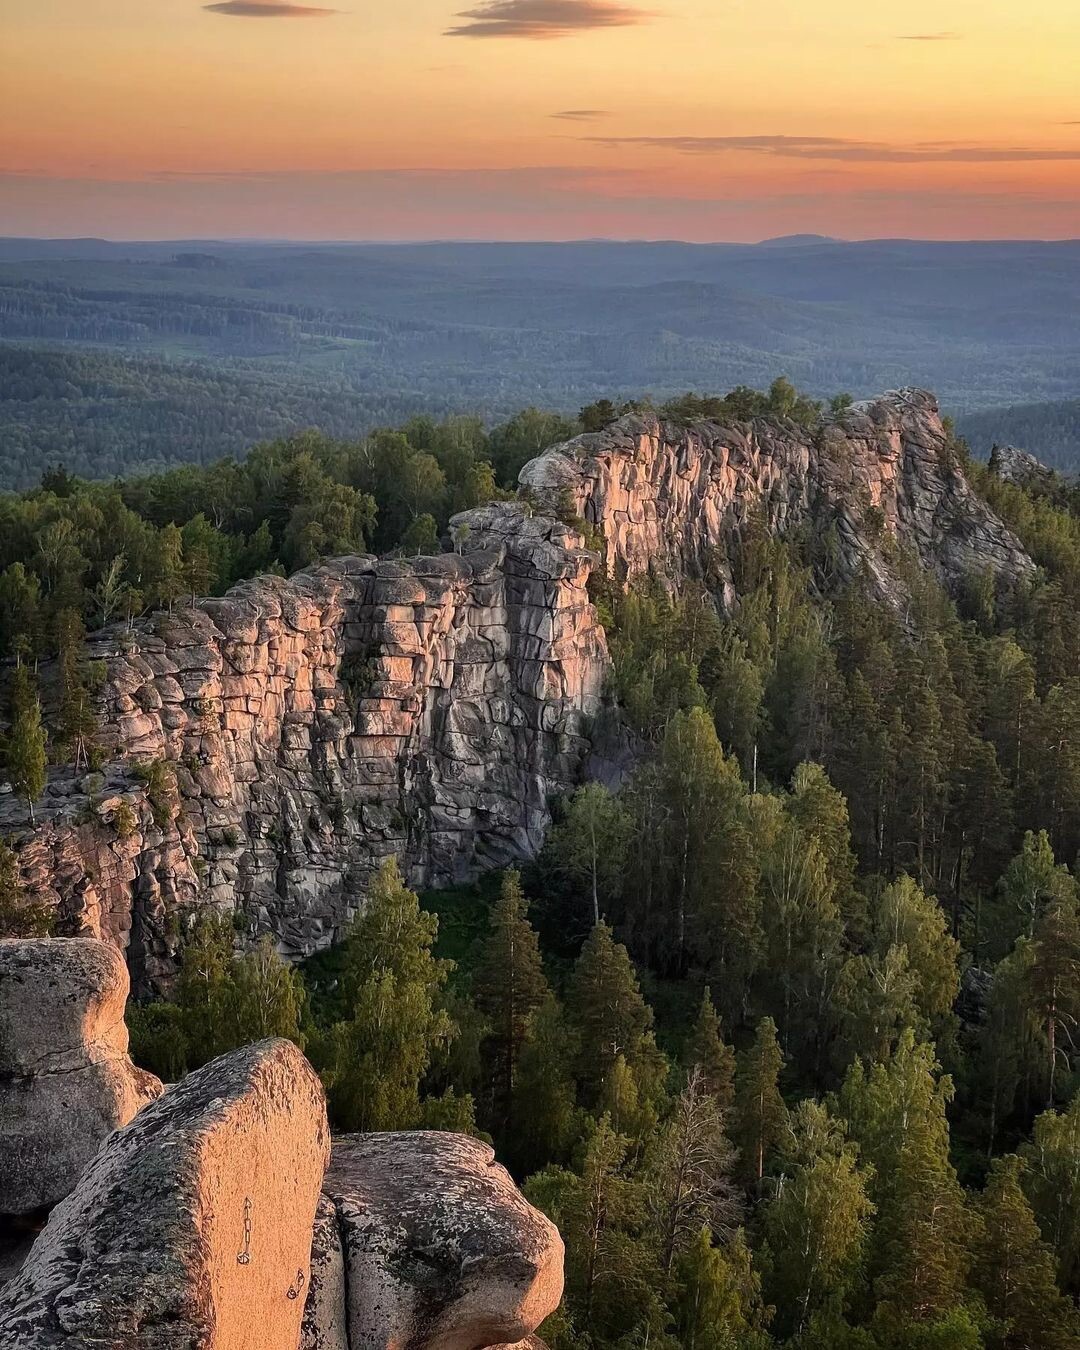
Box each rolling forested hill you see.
[2,236,1080,486]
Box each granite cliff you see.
[2,389,1033,986]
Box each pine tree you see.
[733,1016,787,1185]
[1025,896,1080,1107]
[55,607,96,769]
[472,869,549,1132]
[971,1154,1079,1350]
[526,1113,656,1345]
[686,987,736,1113]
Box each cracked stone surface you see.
[522,388,1034,611]
[0,937,162,1214]
[0,1037,330,1349]
[1,391,1033,986]
[306,1131,564,1350]
[2,510,607,993]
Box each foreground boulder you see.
[306,1131,563,1350]
[0,937,162,1215]
[0,1037,330,1349]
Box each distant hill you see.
[958,399,1080,473]
[758,233,841,247]
[3,236,1080,485]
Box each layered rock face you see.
[0,1037,330,1349]
[521,388,1033,609]
[6,509,607,989]
[5,390,1033,981]
[307,1132,563,1350]
[0,937,162,1214]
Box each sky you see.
[3,0,1080,241]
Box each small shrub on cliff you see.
[131,757,176,828]
[113,800,137,840]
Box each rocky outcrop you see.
[0,937,162,1214]
[307,1132,563,1350]
[988,443,1060,492]
[3,509,607,990]
[522,388,1034,609]
[0,1037,330,1348]
[3,391,1033,980]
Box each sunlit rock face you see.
[3,390,1032,986]
[307,1131,564,1350]
[521,388,1034,610]
[0,1038,330,1350]
[3,508,608,991]
[0,937,162,1215]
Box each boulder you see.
[0,1037,330,1349]
[317,1131,563,1350]
[300,1195,348,1350]
[0,937,162,1214]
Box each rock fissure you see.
[3,391,1033,986]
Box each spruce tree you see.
[509,995,580,1174]
[472,869,549,1131]
[686,987,736,1113]
[568,921,658,1106]
[733,1016,787,1185]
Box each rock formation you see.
[3,511,606,991]
[522,388,1033,609]
[988,442,1060,492]
[306,1131,563,1350]
[2,390,1033,982]
[0,1037,330,1349]
[0,937,162,1215]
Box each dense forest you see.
[3,236,1080,486]
[4,388,1080,1346]
[960,399,1080,475]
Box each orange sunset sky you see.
[3,0,1080,240]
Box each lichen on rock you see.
[0,1037,330,1349]
[313,1131,564,1350]
[0,936,162,1215]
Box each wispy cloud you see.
[552,109,611,121]
[446,0,652,39]
[584,134,1080,164]
[896,31,960,40]
[204,2,338,16]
